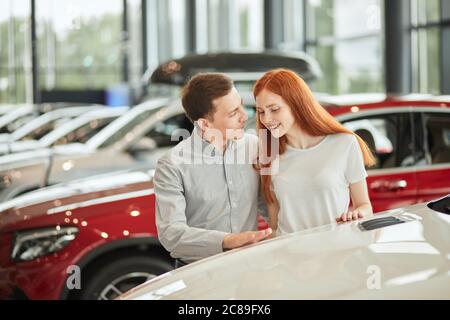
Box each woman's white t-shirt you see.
[272,133,368,236]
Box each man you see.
[154,73,271,268]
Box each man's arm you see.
[154,157,228,260]
[155,157,272,260]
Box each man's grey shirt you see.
[154,127,267,263]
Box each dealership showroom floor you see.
[0,0,449,302]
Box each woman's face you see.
[255,89,296,138]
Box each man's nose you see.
[242,110,248,122]
[240,108,248,122]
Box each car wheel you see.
[79,255,174,300]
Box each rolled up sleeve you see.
[154,157,228,261]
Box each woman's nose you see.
[261,111,271,124]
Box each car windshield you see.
[50,116,119,146]
[2,113,37,134]
[93,105,166,149]
[15,117,73,141]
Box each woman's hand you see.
[336,180,373,224]
[336,209,364,223]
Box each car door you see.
[415,111,450,203]
[342,112,418,213]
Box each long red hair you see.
[253,69,376,204]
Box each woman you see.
[253,69,375,236]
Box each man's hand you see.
[336,209,364,223]
[222,228,272,250]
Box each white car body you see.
[0,107,128,154]
[119,197,450,300]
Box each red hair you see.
[253,69,376,204]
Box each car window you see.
[424,113,450,164]
[98,107,162,149]
[147,113,194,148]
[411,112,427,166]
[4,113,37,134]
[343,114,414,169]
[52,117,117,146]
[21,117,72,141]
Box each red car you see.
[1,96,449,300]
[323,95,450,212]
[0,170,174,300]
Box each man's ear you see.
[196,118,210,132]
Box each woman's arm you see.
[267,192,280,233]
[336,179,373,223]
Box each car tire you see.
[78,254,174,300]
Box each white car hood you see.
[0,148,52,168]
[0,143,89,169]
[120,203,450,300]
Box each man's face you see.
[205,86,248,142]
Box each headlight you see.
[12,226,79,262]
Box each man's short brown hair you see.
[181,73,233,122]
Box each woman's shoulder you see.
[326,133,359,154]
[328,132,357,145]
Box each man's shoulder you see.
[157,137,190,165]
[157,134,199,170]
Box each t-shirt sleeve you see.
[344,135,368,184]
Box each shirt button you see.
[229,180,233,185]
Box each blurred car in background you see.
[0,104,19,115]
[343,119,393,154]
[0,107,128,155]
[0,168,173,300]
[0,106,102,155]
[118,195,450,300]
[0,103,102,135]
[0,105,39,134]
[138,51,321,103]
[0,97,171,201]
